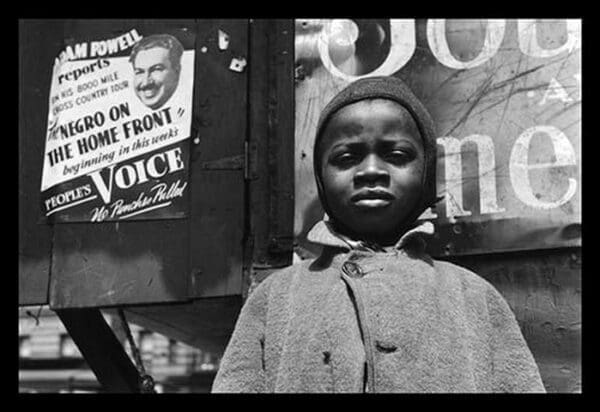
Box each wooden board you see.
[50,219,190,308]
[245,20,295,294]
[46,19,247,307]
[48,20,196,308]
[18,20,64,305]
[188,171,245,298]
[188,20,248,298]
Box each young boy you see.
[212,76,545,393]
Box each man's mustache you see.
[137,84,159,91]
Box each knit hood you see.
[312,76,438,239]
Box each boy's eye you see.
[331,152,359,167]
[386,150,413,165]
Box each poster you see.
[40,28,195,222]
[294,19,581,256]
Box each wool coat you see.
[211,220,546,393]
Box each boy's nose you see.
[354,154,388,183]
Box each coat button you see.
[342,261,364,278]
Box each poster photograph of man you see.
[38,27,195,224]
[130,34,184,110]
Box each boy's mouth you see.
[354,199,391,208]
[351,189,395,208]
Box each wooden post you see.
[56,308,142,393]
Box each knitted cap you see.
[313,75,438,231]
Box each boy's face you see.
[319,99,425,244]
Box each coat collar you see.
[306,218,435,253]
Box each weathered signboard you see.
[40,28,196,223]
[18,19,249,310]
[294,19,581,257]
